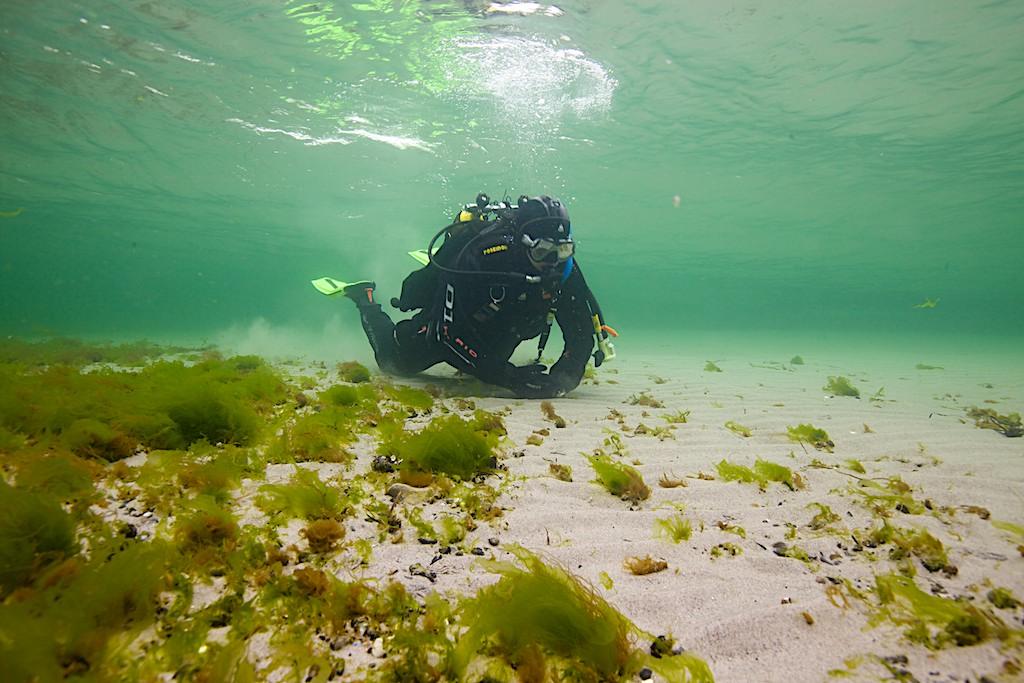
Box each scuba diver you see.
[313,193,616,399]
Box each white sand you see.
[331,339,1024,682]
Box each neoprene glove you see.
[508,364,567,399]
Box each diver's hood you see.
[515,195,571,240]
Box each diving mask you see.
[524,235,575,265]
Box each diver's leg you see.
[342,282,402,373]
[388,317,444,376]
[343,282,440,376]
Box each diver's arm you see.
[547,267,596,395]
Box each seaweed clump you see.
[787,423,834,452]
[380,413,501,480]
[588,455,650,503]
[453,547,712,682]
[0,481,77,597]
[824,376,860,398]
[965,407,1022,438]
[0,354,287,456]
[337,360,371,383]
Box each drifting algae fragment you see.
[626,391,664,408]
[965,406,1022,437]
[588,454,650,502]
[724,421,752,438]
[716,459,804,491]
[624,556,668,575]
[661,409,691,424]
[549,462,573,481]
[824,376,860,398]
[787,423,834,452]
[541,400,567,428]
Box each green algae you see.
[0,355,287,456]
[716,521,746,538]
[991,520,1024,539]
[0,481,78,598]
[855,519,955,574]
[723,420,752,437]
[824,376,860,397]
[381,383,435,412]
[268,410,357,464]
[850,476,927,516]
[549,462,573,481]
[871,574,1013,649]
[0,540,174,682]
[808,502,841,530]
[406,507,467,546]
[174,495,241,570]
[301,519,346,554]
[12,451,98,507]
[661,409,691,424]
[626,391,664,408]
[336,360,371,383]
[704,361,722,372]
[710,542,742,558]
[177,446,256,503]
[655,514,693,543]
[844,458,866,474]
[455,547,713,682]
[588,454,650,502]
[965,406,1023,437]
[379,413,501,480]
[257,468,353,522]
[988,587,1021,610]
[787,423,834,452]
[0,337,193,368]
[715,458,805,491]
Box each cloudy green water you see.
[1,1,1022,360]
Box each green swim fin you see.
[311,277,354,296]
[408,249,430,266]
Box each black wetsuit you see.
[353,217,595,398]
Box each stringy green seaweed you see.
[870,574,1015,649]
[454,547,713,682]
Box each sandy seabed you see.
[308,338,1023,683]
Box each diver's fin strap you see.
[408,250,430,266]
